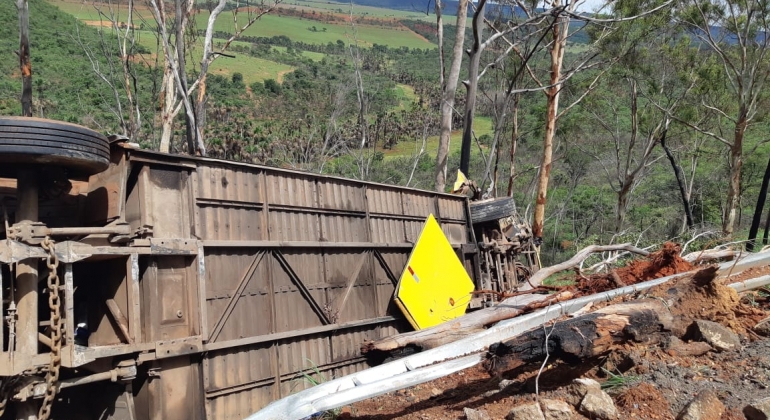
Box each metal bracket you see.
[154,336,203,360]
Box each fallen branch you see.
[682,249,738,264]
[525,243,650,290]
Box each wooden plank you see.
[64,264,74,346]
[128,254,141,343]
[105,299,133,344]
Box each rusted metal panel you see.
[317,179,366,212]
[204,344,275,398]
[365,187,403,215]
[320,215,368,243]
[442,223,468,245]
[369,217,406,243]
[438,197,466,221]
[276,335,330,381]
[84,148,128,224]
[402,192,436,217]
[142,256,200,341]
[204,250,272,342]
[269,211,319,242]
[265,172,317,208]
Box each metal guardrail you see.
[248,252,770,420]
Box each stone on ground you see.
[690,320,741,352]
[676,391,724,420]
[578,389,618,420]
[464,407,491,420]
[507,402,545,420]
[540,398,576,420]
[744,397,770,420]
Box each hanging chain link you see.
[39,236,61,420]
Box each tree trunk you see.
[532,6,566,239]
[485,300,673,375]
[661,129,695,230]
[507,96,519,197]
[159,63,176,153]
[175,0,196,155]
[723,117,745,236]
[17,0,32,117]
[459,0,486,176]
[120,0,137,139]
[433,0,468,192]
[747,153,770,251]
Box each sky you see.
[575,0,608,12]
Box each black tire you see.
[470,197,516,223]
[0,117,110,176]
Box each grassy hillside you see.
[200,11,433,49]
[48,0,434,49]
[0,0,144,130]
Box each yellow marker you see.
[452,170,468,193]
[394,214,475,330]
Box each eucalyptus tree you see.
[147,0,280,155]
[673,0,770,235]
[434,0,469,192]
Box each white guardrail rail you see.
[248,251,770,420]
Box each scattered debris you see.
[754,317,770,336]
[274,243,770,420]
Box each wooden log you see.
[484,299,673,375]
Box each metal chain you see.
[40,237,61,420]
[0,359,50,416]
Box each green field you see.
[269,46,326,61]
[285,0,434,20]
[48,0,433,49]
[133,32,295,84]
[382,116,493,160]
[202,12,433,49]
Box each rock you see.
[430,388,442,397]
[744,397,770,420]
[579,389,618,420]
[690,320,741,352]
[565,378,602,406]
[677,391,724,420]
[754,317,770,337]
[508,402,545,420]
[464,407,492,420]
[499,379,516,390]
[664,336,713,357]
[540,398,576,420]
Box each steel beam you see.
[15,169,38,358]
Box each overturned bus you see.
[0,117,535,420]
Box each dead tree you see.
[16,0,32,117]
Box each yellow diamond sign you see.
[394,214,475,330]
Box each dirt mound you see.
[615,382,674,420]
[645,266,743,334]
[578,242,694,294]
